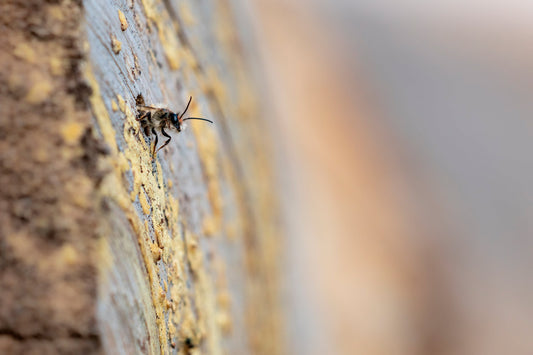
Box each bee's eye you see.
[170,113,178,124]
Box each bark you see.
[0,1,281,354]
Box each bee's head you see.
[171,97,213,133]
[170,112,182,131]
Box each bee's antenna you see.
[179,96,193,118]
[180,97,212,124]
[182,117,213,123]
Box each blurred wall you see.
[250,1,533,354]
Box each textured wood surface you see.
[85,0,281,354]
[0,0,281,354]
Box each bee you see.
[136,96,213,155]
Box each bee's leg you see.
[151,127,159,156]
[137,111,151,123]
[156,127,172,154]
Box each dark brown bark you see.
[0,0,101,354]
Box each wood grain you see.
[0,0,281,354]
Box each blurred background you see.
[248,1,533,354]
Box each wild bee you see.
[136,96,213,155]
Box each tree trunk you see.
[0,1,282,354]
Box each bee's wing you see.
[137,105,160,111]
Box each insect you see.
[136,96,213,155]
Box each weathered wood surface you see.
[0,0,281,354]
[86,0,281,354]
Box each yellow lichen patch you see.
[167,179,173,188]
[85,66,118,154]
[154,284,170,346]
[183,231,222,353]
[182,47,199,71]
[217,290,231,310]
[168,318,177,342]
[117,94,126,112]
[179,1,196,26]
[97,237,113,284]
[169,283,182,313]
[202,215,217,237]
[61,121,85,145]
[111,99,118,112]
[201,67,227,103]
[118,9,129,31]
[185,237,201,273]
[236,76,258,121]
[120,103,181,353]
[158,287,166,303]
[140,0,157,23]
[25,76,53,104]
[111,34,122,54]
[133,54,141,77]
[139,187,151,215]
[216,311,232,335]
[101,173,131,212]
[13,42,36,63]
[177,309,199,346]
[122,106,145,192]
[155,160,164,188]
[213,263,233,335]
[191,117,223,229]
[65,175,93,208]
[157,22,181,70]
[225,219,239,240]
[49,56,64,76]
[151,219,164,251]
[116,152,130,176]
[166,194,179,229]
[82,39,90,53]
[139,0,181,69]
[99,151,166,351]
[152,212,168,250]
[59,244,79,266]
[151,242,162,262]
[47,4,64,21]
